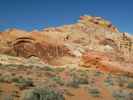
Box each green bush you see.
[67,73,88,88]
[104,74,114,86]
[67,78,80,88]
[54,67,65,73]
[116,76,128,87]
[21,87,65,100]
[13,77,34,89]
[112,90,128,100]
[94,71,102,77]
[51,76,65,86]
[104,78,114,86]
[127,82,133,89]
[43,66,55,72]
[3,94,14,100]
[88,87,101,97]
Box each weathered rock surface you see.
[0,15,132,73]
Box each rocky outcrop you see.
[0,15,132,67]
[11,37,71,63]
[80,50,133,75]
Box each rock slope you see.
[0,15,133,100]
[0,15,133,73]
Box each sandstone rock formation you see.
[0,15,132,68]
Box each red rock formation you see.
[12,37,71,64]
[81,50,133,75]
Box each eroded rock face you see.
[12,37,71,64]
[14,42,37,57]
[81,50,133,75]
[80,50,110,67]
[12,37,37,57]
[99,38,118,49]
[0,15,132,66]
[79,15,119,32]
[34,42,70,63]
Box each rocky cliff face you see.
[0,15,132,68]
[0,15,133,100]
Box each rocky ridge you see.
[0,15,133,74]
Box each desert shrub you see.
[112,90,128,100]
[104,78,114,86]
[76,69,88,76]
[2,94,14,100]
[0,75,12,83]
[13,77,34,89]
[67,78,80,88]
[54,67,65,73]
[1,64,19,67]
[43,66,55,72]
[11,90,19,98]
[88,87,101,97]
[116,76,128,87]
[67,73,88,88]
[51,76,65,86]
[127,92,133,100]
[104,74,114,86]
[94,71,102,77]
[44,70,56,78]
[0,75,6,82]
[69,68,77,73]
[0,75,34,89]
[21,87,65,100]
[127,81,133,89]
